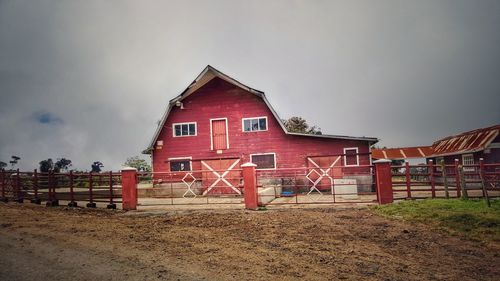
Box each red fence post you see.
[15,169,23,203]
[68,171,77,207]
[374,159,393,204]
[121,168,138,210]
[0,169,6,202]
[107,171,116,209]
[454,159,461,198]
[31,169,41,204]
[479,158,491,207]
[405,161,411,199]
[429,160,436,198]
[87,172,96,208]
[47,171,60,206]
[242,163,259,210]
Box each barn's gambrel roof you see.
[145,65,378,153]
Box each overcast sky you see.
[1,0,499,171]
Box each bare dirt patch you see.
[0,203,498,280]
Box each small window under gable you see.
[344,148,359,166]
[250,153,276,169]
[243,117,267,132]
[173,122,196,137]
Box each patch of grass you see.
[372,199,500,243]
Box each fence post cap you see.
[241,162,257,167]
[121,167,137,172]
[373,159,392,164]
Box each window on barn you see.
[243,117,267,132]
[344,148,359,166]
[250,153,276,169]
[435,157,444,172]
[173,122,196,137]
[169,159,192,171]
[462,154,475,172]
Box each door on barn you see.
[211,118,228,150]
[306,156,342,193]
[201,158,242,195]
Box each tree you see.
[39,158,56,173]
[55,158,72,172]
[0,161,7,170]
[91,161,104,173]
[10,155,20,169]
[124,156,151,172]
[283,116,322,135]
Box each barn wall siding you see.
[153,78,371,172]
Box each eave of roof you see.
[144,65,378,153]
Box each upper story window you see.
[173,122,197,137]
[243,117,267,132]
[344,147,359,166]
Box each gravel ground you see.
[0,203,498,281]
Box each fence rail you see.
[2,159,498,210]
[0,169,122,209]
[391,160,500,200]
[256,165,377,205]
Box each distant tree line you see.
[1,154,152,174]
[0,155,21,170]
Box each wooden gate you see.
[306,156,342,193]
[201,158,242,195]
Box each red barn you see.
[144,66,378,193]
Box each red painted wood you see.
[242,164,258,210]
[153,77,372,172]
[374,161,393,204]
[454,159,461,198]
[429,160,436,198]
[211,119,227,150]
[201,158,240,194]
[122,169,138,210]
[405,161,411,199]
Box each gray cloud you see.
[1,0,499,170]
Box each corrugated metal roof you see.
[372,124,499,160]
[431,124,499,157]
[372,146,434,160]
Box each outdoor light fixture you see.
[175,101,184,109]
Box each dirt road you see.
[0,203,498,280]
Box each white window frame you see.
[242,116,268,132]
[462,154,475,172]
[209,118,229,150]
[343,147,359,167]
[250,152,277,170]
[168,157,193,172]
[172,122,197,137]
